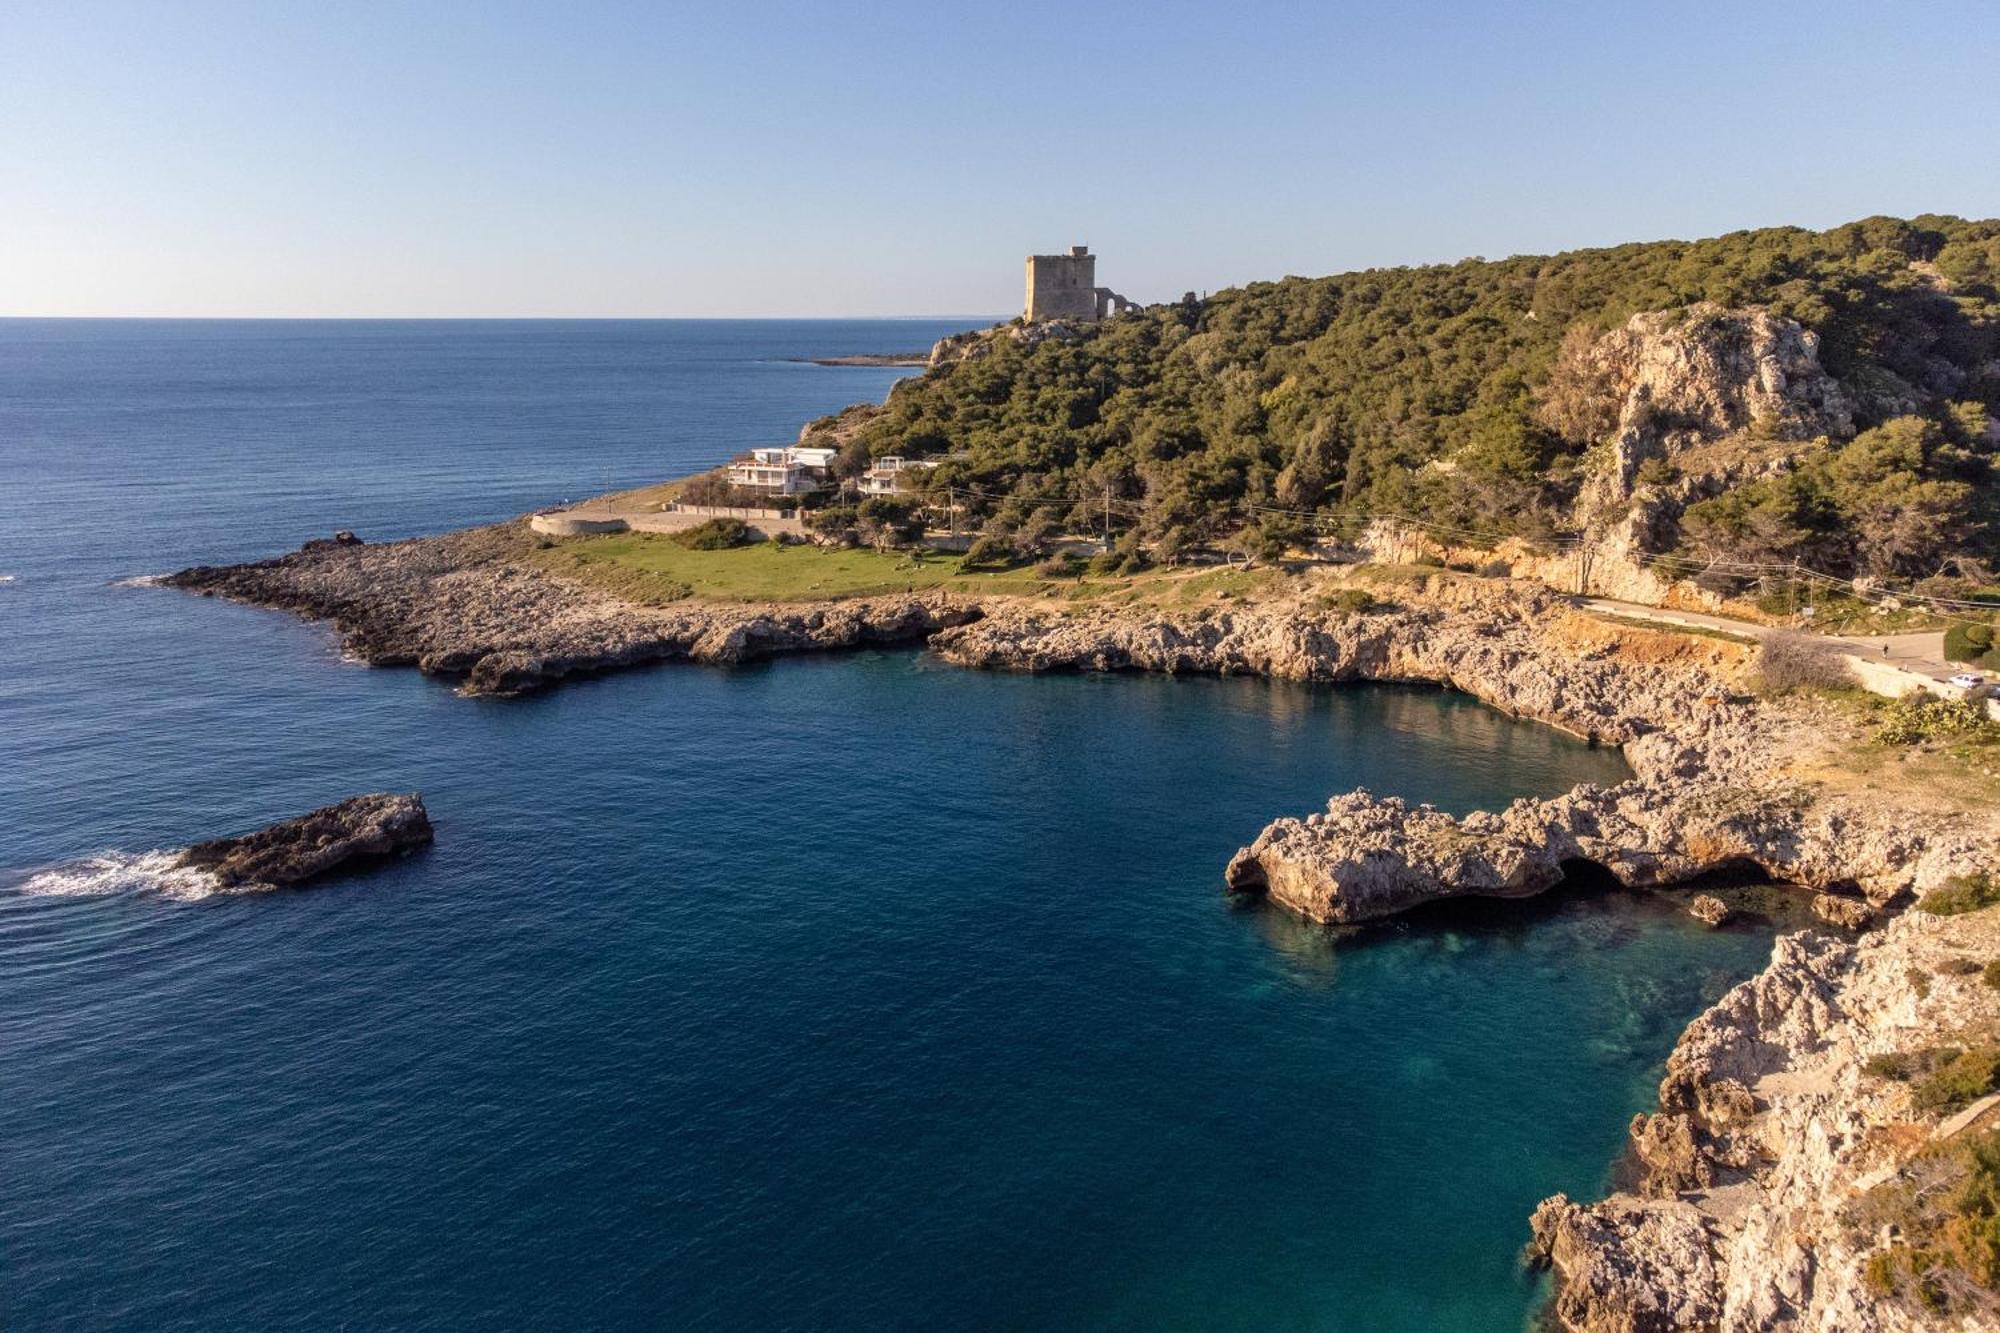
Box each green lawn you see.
[525,533,1055,603]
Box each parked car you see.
[1948,672,1986,690]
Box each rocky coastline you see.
[163,523,2000,1326]
[164,524,979,696]
[1530,906,2000,1331]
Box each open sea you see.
[1,319,1786,1330]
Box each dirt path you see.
[1579,598,1958,684]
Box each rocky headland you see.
[177,792,433,890]
[165,524,979,696]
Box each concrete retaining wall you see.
[631,510,808,541]
[530,513,630,537]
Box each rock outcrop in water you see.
[165,524,979,696]
[176,792,432,890]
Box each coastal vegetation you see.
[1753,629,1855,694]
[1921,874,2000,918]
[809,216,2000,581]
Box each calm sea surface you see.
[1,320,1781,1330]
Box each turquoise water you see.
[0,320,1782,1330]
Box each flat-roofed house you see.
[725,446,837,496]
[859,456,926,496]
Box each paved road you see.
[1578,598,1960,685]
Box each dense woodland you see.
[808,216,2000,579]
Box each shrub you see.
[803,506,859,546]
[1919,874,2000,917]
[1986,959,2000,992]
[1755,631,1854,694]
[1946,622,1996,662]
[672,517,750,550]
[1865,1052,1915,1081]
[1877,693,1990,745]
[1324,588,1378,615]
[1913,1045,2000,1111]
[1946,1132,2000,1288]
[1034,552,1085,579]
[1634,456,1682,487]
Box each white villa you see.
[725,445,839,495]
[859,456,927,496]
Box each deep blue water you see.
[1,320,1783,1330]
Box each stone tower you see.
[1025,245,1100,322]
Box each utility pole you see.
[1102,485,1111,549]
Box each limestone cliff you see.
[1566,304,1855,525]
[1531,907,2000,1331]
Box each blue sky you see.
[4,0,1997,317]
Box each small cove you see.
[1,319,1792,1330]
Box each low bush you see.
[1755,631,1854,694]
[671,517,750,550]
[1946,622,1996,663]
[1034,552,1086,580]
[1877,693,1991,745]
[1919,874,2000,917]
[1322,588,1378,615]
[1866,1052,1917,1081]
[1986,959,2000,991]
[960,535,1020,570]
[1948,1133,2000,1287]
[1914,1046,2000,1111]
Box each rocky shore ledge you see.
[177,792,433,890]
[164,525,978,695]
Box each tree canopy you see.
[826,216,2000,575]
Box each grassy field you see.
[517,530,1358,608]
[523,533,1060,603]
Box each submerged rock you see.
[1688,894,1731,928]
[1812,892,1874,930]
[175,792,432,890]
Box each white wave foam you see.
[19,850,219,901]
[109,573,166,588]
